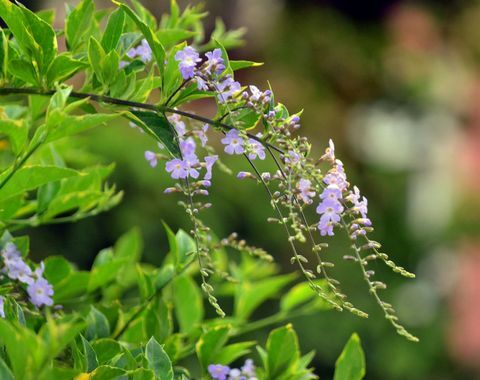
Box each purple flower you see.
[284,150,301,166]
[126,47,137,59]
[208,364,230,380]
[27,277,54,308]
[195,76,208,90]
[297,179,315,204]
[320,185,342,202]
[136,39,152,62]
[180,137,197,157]
[195,124,209,147]
[241,359,256,377]
[204,155,218,180]
[205,48,225,75]
[216,76,241,103]
[166,158,187,179]
[144,151,158,168]
[316,198,343,236]
[175,46,201,79]
[0,296,4,318]
[8,259,34,284]
[221,129,244,155]
[168,114,186,137]
[247,139,265,160]
[119,60,127,69]
[321,138,335,162]
[237,171,250,179]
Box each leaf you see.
[145,337,174,380]
[215,341,256,365]
[88,37,106,83]
[0,166,80,202]
[8,59,38,85]
[90,365,126,379]
[156,29,197,50]
[91,339,123,365]
[172,275,203,334]
[129,111,180,157]
[234,274,295,320]
[0,356,14,380]
[46,54,88,86]
[228,107,262,131]
[266,324,300,378]
[175,229,195,268]
[0,117,28,154]
[101,8,125,52]
[333,333,366,380]
[196,325,230,369]
[65,0,95,51]
[230,60,263,71]
[85,306,110,340]
[81,335,99,372]
[280,280,332,312]
[115,2,166,76]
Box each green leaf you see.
[196,325,230,369]
[0,356,14,380]
[227,107,262,131]
[230,60,263,71]
[129,111,180,157]
[235,274,295,320]
[334,333,366,380]
[91,339,123,365]
[101,8,125,52]
[46,54,88,86]
[90,365,126,379]
[8,59,38,85]
[175,229,195,268]
[0,166,80,202]
[65,0,95,51]
[115,2,166,76]
[81,335,99,372]
[215,341,256,365]
[0,117,28,154]
[145,337,174,380]
[266,324,300,378]
[88,37,106,83]
[156,29,197,50]
[172,275,203,334]
[280,280,332,312]
[162,42,186,103]
[86,306,110,340]
[129,368,156,380]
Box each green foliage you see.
[334,333,366,380]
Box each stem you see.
[0,87,283,154]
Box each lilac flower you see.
[144,151,158,168]
[136,39,152,62]
[0,296,4,318]
[320,185,342,202]
[316,198,344,236]
[205,48,225,75]
[208,364,230,380]
[221,129,244,155]
[247,139,265,160]
[241,359,256,377]
[168,114,186,137]
[237,171,250,179]
[126,47,137,59]
[166,158,187,179]
[175,46,201,79]
[180,137,197,157]
[119,60,127,69]
[248,85,271,104]
[195,76,208,90]
[204,155,218,180]
[216,76,241,103]
[297,179,315,204]
[8,259,34,284]
[321,138,335,162]
[27,277,54,307]
[195,124,209,147]
[284,150,301,166]
[1,242,21,264]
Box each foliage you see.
[0,0,416,378]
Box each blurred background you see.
[19,0,480,378]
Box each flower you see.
[166,158,187,179]
[0,296,4,318]
[284,150,301,166]
[221,129,244,155]
[204,155,218,180]
[144,151,158,168]
[297,179,315,204]
[321,138,335,162]
[27,277,54,307]
[205,48,225,75]
[136,39,152,62]
[237,171,250,179]
[208,364,230,380]
[316,198,344,236]
[241,359,256,377]
[216,76,241,103]
[2,243,34,284]
[180,137,197,157]
[126,47,137,59]
[175,46,201,79]
[168,114,186,137]
[320,185,342,202]
[195,124,209,147]
[247,139,265,160]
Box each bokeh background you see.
[20,0,480,378]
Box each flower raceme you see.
[135,44,417,340]
[0,243,54,311]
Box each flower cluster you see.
[0,243,54,313]
[127,39,152,63]
[208,359,257,380]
